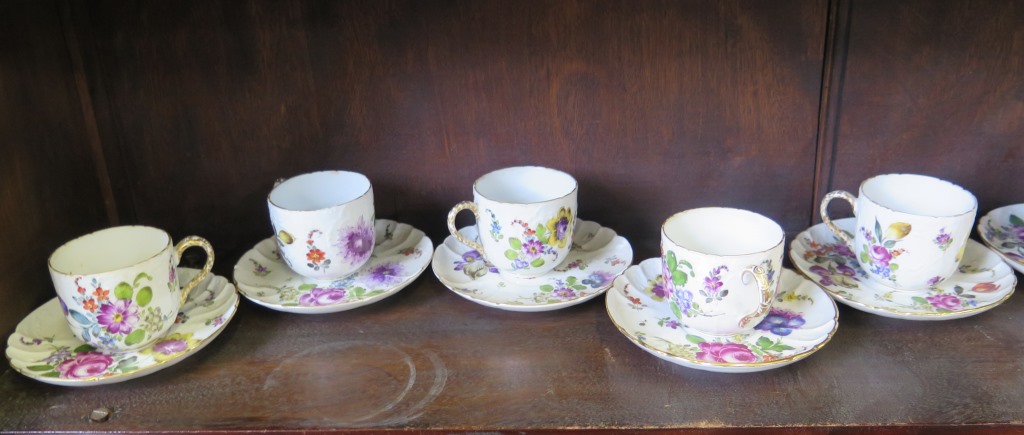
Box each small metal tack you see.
[89,407,112,423]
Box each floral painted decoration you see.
[522,276,591,304]
[753,309,806,336]
[800,232,1010,317]
[486,208,503,242]
[503,208,573,270]
[637,333,795,365]
[336,216,375,266]
[859,219,912,283]
[933,228,953,251]
[984,214,1024,264]
[304,230,331,272]
[453,250,498,280]
[661,251,711,320]
[65,273,170,349]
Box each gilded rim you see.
[5,283,239,385]
[267,170,373,212]
[471,166,578,206]
[661,207,785,258]
[788,229,1018,318]
[604,268,839,369]
[48,226,172,276]
[857,173,977,219]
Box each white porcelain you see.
[269,170,375,280]
[234,220,432,314]
[433,220,632,312]
[48,226,214,351]
[978,204,1024,274]
[660,208,784,336]
[607,259,837,373]
[820,173,977,290]
[447,166,577,279]
[791,218,1016,320]
[6,268,237,387]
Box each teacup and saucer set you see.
[978,203,1024,274]
[6,226,238,386]
[233,171,433,314]
[792,174,1016,320]
[431,167,633,311]
[606,207,839,373]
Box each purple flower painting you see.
[96,300,139,335]
[337,217,374,266]
[299,287,347,306]
[754,309,806,336]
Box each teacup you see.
[48,226,214,351]
[661,208,783,336]
[268,170,375,280]
[447,166,577,279]
[820,173,976,290]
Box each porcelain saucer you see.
[234,219,432,314]
[432,220,633,312]
[5,268,238,387]
[606,258,837,373]
[791,218,1017,321]
[978,204,1024,274]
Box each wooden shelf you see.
[3,269,1024,433]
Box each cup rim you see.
[48,226,173,276]
[472,166,578,205]
[858,173,977,218]
[661,207,785,257]
[267,170,373,212]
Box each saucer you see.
[978,204,1024,274]
[791,218,1017,320]
[234,219,432,314]
[606,258,838,373]
[5,268,238,387]
[432,220,633,312]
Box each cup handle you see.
[173,236,215,305]
[447,201,485,255]
[819,190,858,248]
[738,265,772,329]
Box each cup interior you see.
[474,166,576,203]
[861,174,975,217]
[49,226,170,275]
[663,208,783,255]
[269,171,371,211]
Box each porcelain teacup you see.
[447,166,577,280]
[820,173,976,291]
[660,207,783,336]
[48,226,214,351]
[268,170,375,280]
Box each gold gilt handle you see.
[738,265,773,329]
[819,190,857,249]
[447,201,485,256]
[173,236,215,305]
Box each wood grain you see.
[3,0,1024,432]
[0,0,109,337]
[1,280,1023,432]
[816,0,1024,218]
[68,0,827,272]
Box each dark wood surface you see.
[2,0,1024,432]
[816,0,1024,212]
[2,277,1024,432]
[67,0,828,271]
[0,0,111,337]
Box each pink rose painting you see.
[56,352,114,379]
[696,342,757,364]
